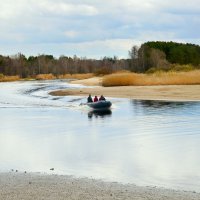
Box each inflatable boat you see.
[86,100,112,110]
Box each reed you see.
[0,75,20,82]
[58,73,94,80]
[102,71,200,86]
[35,74,56,80]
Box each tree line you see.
[1,41,200,77]
[129,41,200,72]
[0,54,130,78]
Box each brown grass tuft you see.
[35,74,56,80]
[102,70,200,87]
[58,73,94,80]
[0,74,20,82]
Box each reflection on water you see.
[131,99,199,110]
[88,109,112,119]
[131,99,198,116]
[132,99,186,109]
[0,80,200,192]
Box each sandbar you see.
[50,77,200,101]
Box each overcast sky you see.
[0,0,199,58]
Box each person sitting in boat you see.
[93,95,98,102]
[87,94,93,103]
[99,95,106,101]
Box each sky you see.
[0,0,199,58]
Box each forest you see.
[129,41,200,73]
[0,41,200,79]
[0,54,129,78]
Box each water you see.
[0,80,200,192]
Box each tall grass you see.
[35,74,56,80]
[0,73,94,82]
[0,74,20,82]
[102,70,200,87]
[58,73,94,80]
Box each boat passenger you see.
[99,95,106,101]
[87,94,93,103]
[93,96,98,102]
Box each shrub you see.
[95,67,112,76]
[35,74,56,80]
[58,73,94,80]
[147,64,195,73]
[0,75,20,82]
[170,64,195,72]
[0,73,4,79]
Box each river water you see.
[0,80,200,192]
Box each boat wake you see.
[0,80,87,109]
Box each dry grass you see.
[58,73,94,80]
[35,74,56,80]
[102,70,200,87]
[0,75,20,82]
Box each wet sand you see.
[50,77,200,101]
[1,172,200,200]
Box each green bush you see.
[147,64,195,73]
[170,64,195,72]
[0,73,4,79]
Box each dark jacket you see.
[99,96,106,101]
[87,96,93,103]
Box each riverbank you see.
[50,77,200,101]
[0,172,199,200]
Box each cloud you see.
[37,1,98,16]
[64,30,79,39]
[0,39,136,58]
[0,0,98,19]
[0,0,199,58]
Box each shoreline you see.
[1,172,200,200]
[49,77,200,101]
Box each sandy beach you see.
[0,172,200,200]
[50,77,200,101]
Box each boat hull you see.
[87,101,112,110]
